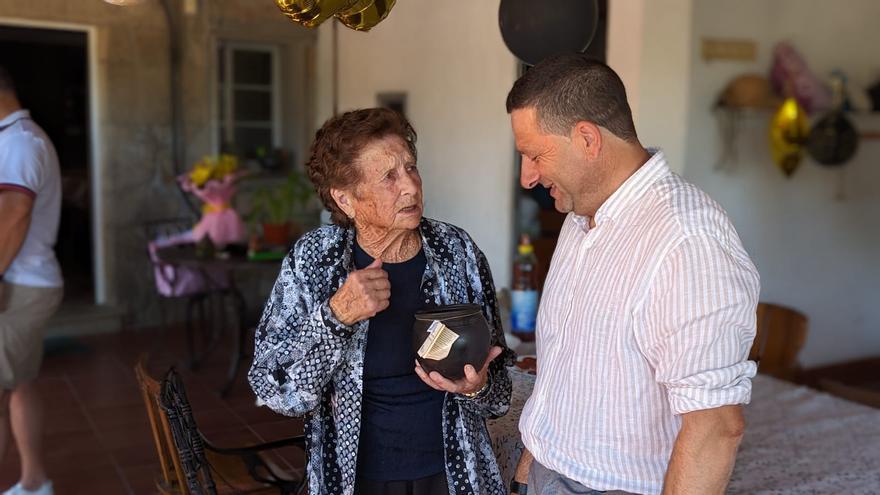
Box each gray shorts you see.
[529,461,632,495]
[0,282,63,389]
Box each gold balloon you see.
[276,0,343,28]
[276,0,396,31]
[768,97,809,177]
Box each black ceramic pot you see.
[413,304,491,381]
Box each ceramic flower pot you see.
[412,304,491,380]
[262,222,291,246]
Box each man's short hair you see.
[506,54,638,142]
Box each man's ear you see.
[573,121,602,160]
[330,187,355,219]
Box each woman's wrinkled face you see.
[345,135,423,232]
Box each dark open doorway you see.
[0,25,92,302]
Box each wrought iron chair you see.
[135,357,307,494]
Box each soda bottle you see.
[511,234,539,342]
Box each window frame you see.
[216,40,282,156]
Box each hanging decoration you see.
[498,0,599,66]
[178,155,248,248]
[768,97,810,177]
[275,0,397,31]
[714,74,780,170]
[807,73,860,167]
[769,42,831,115]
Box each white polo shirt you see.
[0,110,63,288]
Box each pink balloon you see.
[769,42,832,115]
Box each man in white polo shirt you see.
[0,65,63,495]
[505,55,759,495]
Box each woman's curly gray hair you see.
[306,108,418,227]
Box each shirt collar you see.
[572,148,669,231]
[0,109,30,129]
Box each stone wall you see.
[0,0,316,326]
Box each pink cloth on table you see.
[148,229,230,297]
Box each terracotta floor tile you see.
[192,408,245,435]
[45,451,118,478]
[0,460,21,489]
[72,380,143,409]
[39,379,81,412]
[248,418,305,443]
[120,464,163,495]
[204,426,263,449]
[228,402,287,426]
[97,423,155,452]
[43,429,106,460]
[44,406,92,435]
[87,403,152,431]
[43,355,127,381]
[24,330,284,494]
[51,465,131,495]
[179,386,230,412]
[110,442,163,470]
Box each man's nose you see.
[520,156,539,189]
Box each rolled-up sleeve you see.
[637,234,760,415]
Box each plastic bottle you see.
[511,234,539,342]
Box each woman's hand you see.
[329,259,390,325]
[414,346,503,396]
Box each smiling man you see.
[506,55,760,495]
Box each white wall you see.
[607,0,694,173]
[312,0,880,367]
[684,0,880,366]
[314,1,519,287]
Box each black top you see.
[353,242,446,481]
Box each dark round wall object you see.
[412,304,491,381]
[807,112,859,167]
[499,0,599,66]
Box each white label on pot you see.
[418,320,460,361]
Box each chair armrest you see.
[202,433,306,456]
[202,432,307,492]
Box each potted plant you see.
[248,170,315,246]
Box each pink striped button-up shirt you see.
[519,150,759,494]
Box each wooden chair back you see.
[135,356,189,494]
[749,302,808,381]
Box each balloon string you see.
[834,167,847,201]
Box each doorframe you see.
[0,17,107,304]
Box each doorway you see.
[0,25,93,302]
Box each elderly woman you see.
[248,108,514,495]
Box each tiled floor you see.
[0,326,305,494]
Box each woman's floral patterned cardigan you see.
[248,217,514,495]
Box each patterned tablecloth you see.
[488,369,880,494]
[486,369,535,489]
